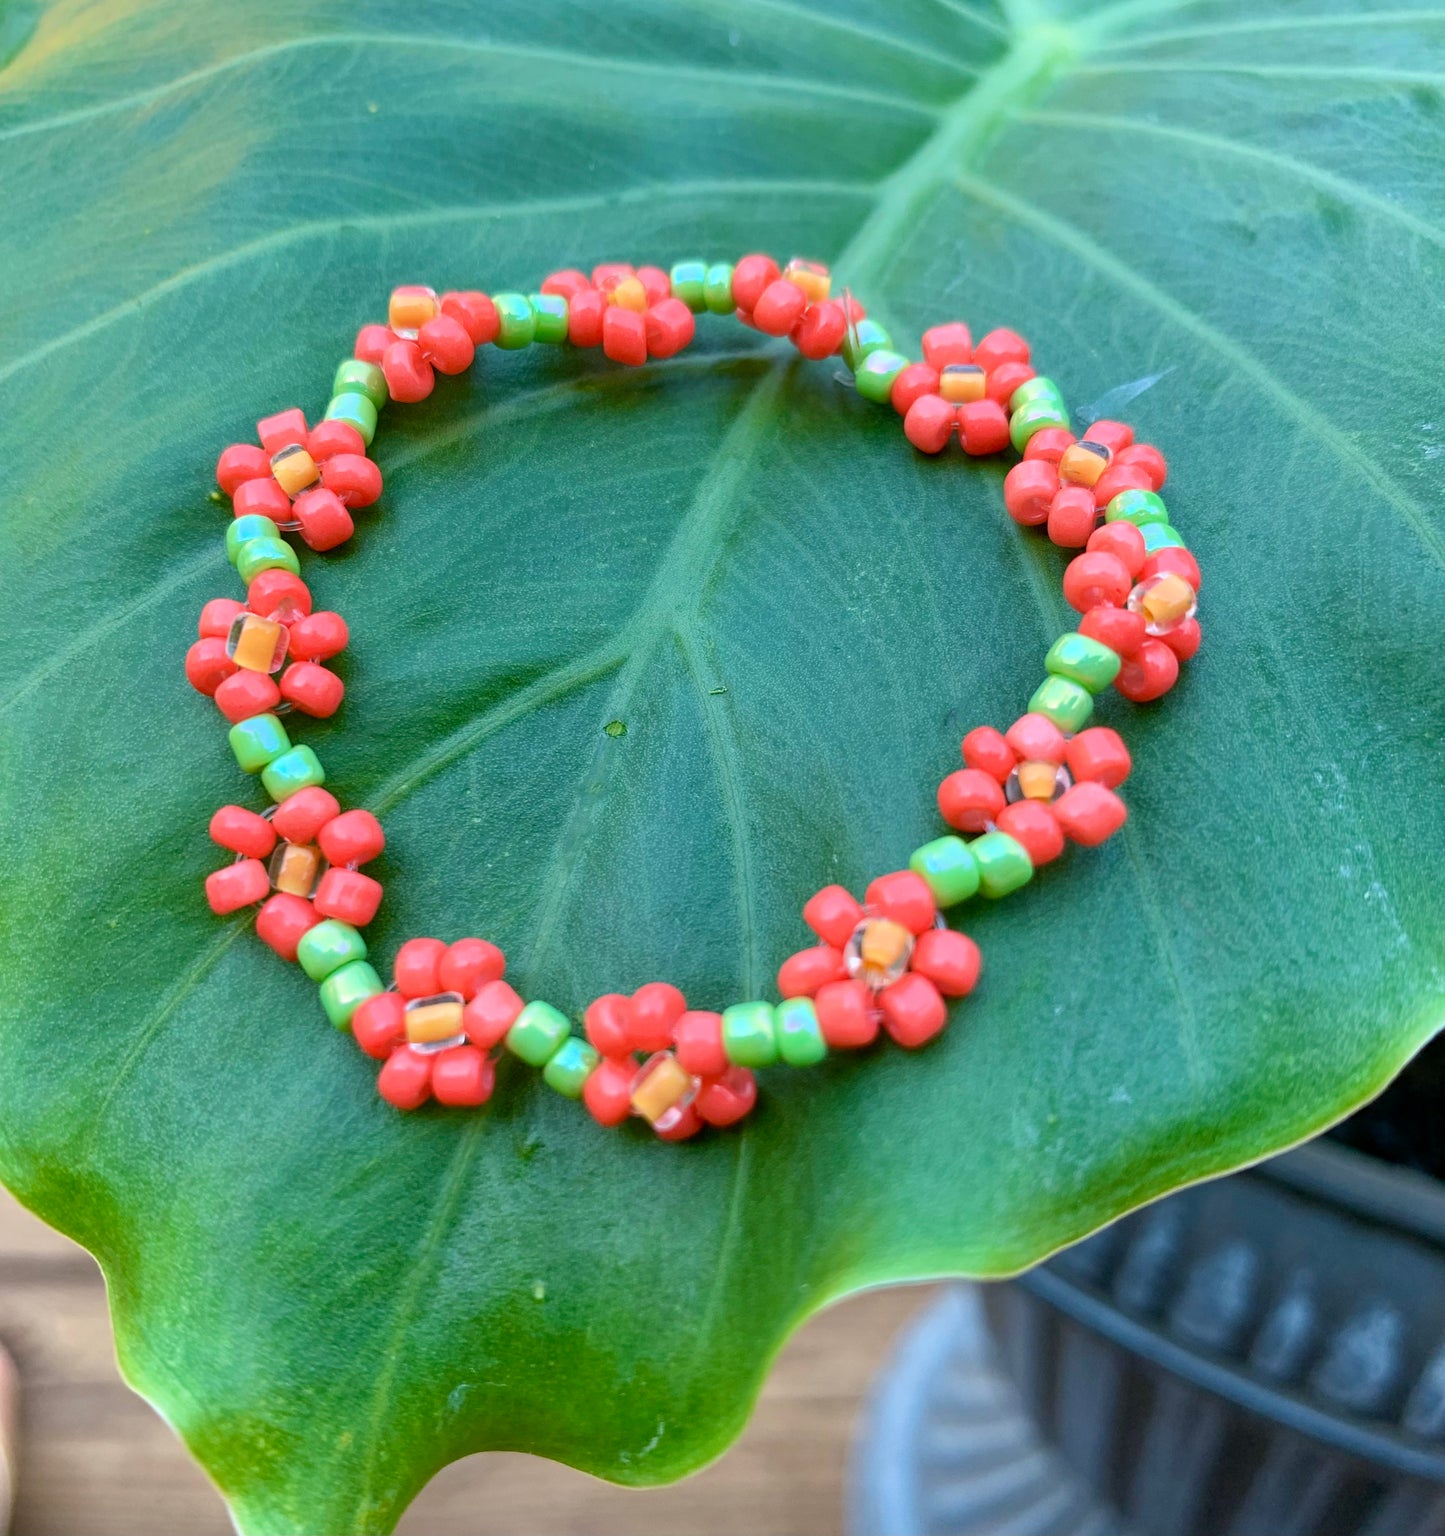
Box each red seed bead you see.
[1115,639,1180,703]
[630,981,687,1053]
[804,885,864,949]
[972,328,1030,372]
[382,339,435,402]
[962,726,1016,783]
[637,266,671,307]
[674,1011,728,1077]
[938,768,1006,834]
[210,805,277,859]
[655,1102,704,1142]
[247,569,311,621]
[865,870,936,935]
[1141,546,1202,592]
[185,637,237,696]
[583,1056,636,1127]
[280,662,344,718]
[232,476,291,520]
[214,668,282,723]
[1024,427,1075,465]
[318,809,385,868]
[464,979,525,1049]
[602,305,647,366]
[431,1046,496,1107]
[206,859,269,914]
[378,1048,433,1111]
[1053,781,1128,846]
[696,1067,757,1128]
[198,597,246,639]
[320,453,382,508]
[1003,460,1059,527]
[541,269,591,301]
[395,938,448,999]
[306,419,366,462]
[1005,712,1067,763]
[441,291,500,345]
[1161,616,1202,662]
[815,979,878,1049]
[890,362,941,416]
[1080,603,1146,657]
[879,972,948,1049]
[418,314,475,375]
[921,322,972,369]
[645,297,695,359]
[1114,442,1167,489]
[997,799,1065,865]
[1047,486,1098,548]
[216,444,270,494]
[903,395,955,455]
[583,994,633,1058]
[911,928,982,997]
[255,892,321,963]
[568,288,606,348]
[354,324,395,364]
[439,938,505,1000]
[270,785,340,844]
[257,408,308,455]
[731,253,780,313]
[1087,520,1147,577]
[351,991,407,1059]
[591,262,635,292]
[1065,727,1132,789]
[314,867,384,926]
[752,279,808,336]
[987,361,1036,406]
[1064,551,1132,612]
[1085,420,1134,455]
[777,945,848,999]
[291,487,354,552]
[288,610,348,662]
[1091,462,1156,510]
[791,300,847,360]
[840,293,866,324]
[957,399,1010,456]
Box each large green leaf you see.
[3,0,1443,1529]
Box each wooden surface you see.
[0,1189,929,1535]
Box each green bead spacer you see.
[261,744,326,802]
[529,293,569,344]
[228,713,291,773]
[1009,399,1070,455]
[1045,632,1122,693]
[854,348,909,403]
[542,1036,601,1099]
[297,919,367,983]
[722,1001,779,1068]
[703,262,735,314]
[226,514,280,565]
[506,1000,570,1066]
[1009,376,1065,413]
[324,392,377,446]
[1030,675,1094,732]
[1141,522,1186,552]
[909,835,981,906]
[670,260,708,312]
[1105,489,1169,527]
[492,292,536,349]
[776,997,827,1068]
[332,358,388,409]
[842,318,891,371]
[971,831,1034,898]
[320,960,383,1029]
[235,536,300,585]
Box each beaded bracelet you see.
[187,253,1201,1141]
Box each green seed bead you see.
[854,348,909,403]
[703,262,735,314]
[297,919,367,983]
[1141,522,1186,552]
[324,392,377,446]
[1009,376,1065,413]
[235,536,300,585]
[226,514,280,565]
[971,831,1034,898]
[543,1036,601,1098]
[261,744,326,802]
[320,960,383,1029]
[842,318,892,371]
[1105,489,1169,527]
[530,293,569,344]
[332,358,388,409]
[1045,632,1122,693]
[909,835,981,906]
[228,713,291,773]
[722,1001,779,1068]
[1030,675,1094,732]
[776,997,827,1067]
[492,292,536,349]
[670,260,708,312]
[1010,399,1070,454]
[506,1000,570,1066]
